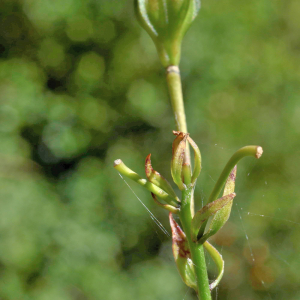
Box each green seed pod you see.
[114,159,179,207]
[135,0,201,67]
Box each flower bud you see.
[135,0,201,67]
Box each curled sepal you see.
[169,213,197,291]
[199,166,237,244]
[114,159,180,207]
[191,193,236,243]
[145,154,179,201]
[135,0,201,67]
[203,241,224,290]
[171,132,188,190]
[152,193,180,214]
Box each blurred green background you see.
[0,0,300,299]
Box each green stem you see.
[165,63,211,298]
[166,64,211,299]
[166,65,190,165]
[180,187,212,300]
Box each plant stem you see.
[166,65,190,165]
[180,187,212,300]
[166,65,211,299]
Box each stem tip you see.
[114,159,122,167]
[256,146,263,159]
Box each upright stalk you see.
[180,187,212,300]
[166,66,190,165]
[166,65,212,300]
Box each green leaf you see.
[198,166,237,244]
[203,241,224,290]
[191,192,236,243]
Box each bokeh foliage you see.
[0,0,300,299]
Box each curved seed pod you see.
[169,213,197,291]
[203,241,224,290]
[208,146,263,203]
[152,193,180,214]
[191,193,236,243]
[171,132,188,190]
[135,0,201,67]
[198,166,237,244]
[197,146,263,239]
[145,154,179,201]
[114,159,180,207]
